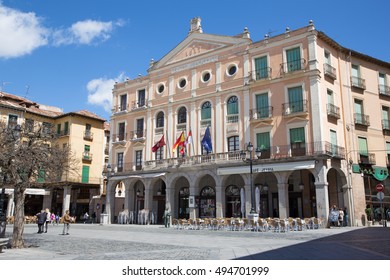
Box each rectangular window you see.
[156,147,164,160]
[290,127,305,156]
[136,118,144,138]
[117,152,124,172]
[358,137,368,157]
[327,89,334,104]
[120,94,127,111]
[138,89,146,107]
[256,93,269,118]
[330,130,337,155]
[42,122,52,135]
[64,121,69,135]
[25,119,34,132]
[383,106,390,129]
[81,166,90,183]
[324,51,331,65]
[228,136,239,151]
[286,47,301,72]
[288,86,303,113]
[57,124,61,135]
[118,122,125,141]
[8,114,18,129]
[256,132,271,159]
[135,150,142,170]
[387,142,390,165]
[254,56,268,79]
[354,99,364,124]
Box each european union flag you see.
[201,126,212,153]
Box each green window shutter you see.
[255,56,268,79]
[286,47,301,71]
[386,142,390,154]
[256,132,270,150]
[256,93,269,118]
[288,86,303,112]
[290,127,305,143]
[82,166,90,183]
[358,137,368,156]
[84,145,90,152]
[57,124,61,135]
[37,169,45,183]
[64,122,69,134]
[227,96,238,115]
[201,107,211,119]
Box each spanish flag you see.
[172,131,185,152]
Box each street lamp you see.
[240,142,261,215]
[101,164,116,224]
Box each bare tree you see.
[0,121,78,248]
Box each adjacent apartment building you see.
[101,19,390,225]
[0,92,107,221]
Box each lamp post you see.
[101,164,115,224]
[240,142,261,216]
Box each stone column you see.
[215,181,223,218]
[315,163,330,222]
[277,183,289,219]
[62,186,71,216]
[42,189,52,211]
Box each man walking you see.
[62,210,71,235]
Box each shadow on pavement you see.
[235,227,390,260]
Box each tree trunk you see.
[12,187,25,248]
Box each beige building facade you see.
[0,92,107,220]
[106,19,390,225]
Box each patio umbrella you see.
[240,188,245,217]
[255,186,260,214]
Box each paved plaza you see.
[0,223,389,260]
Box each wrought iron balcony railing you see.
[327,103,340,119]
[282,100,308,116]
[323,63,337,80]
[351,76,366,90]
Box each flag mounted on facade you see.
[152,135,166,152]
[172,131,185,152]
[185,129,193,145]
[201,126,212,153]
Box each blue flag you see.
[201,126,212,153]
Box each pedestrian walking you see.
[62,210,71,235]
[36,210,46,233]
[83,212,89,224]
[338,208,344,227]
[163,207,171,228]
[329,205,339,227]
[91,212,96,224]
[44,208,51,233]
[343,207,348,226]
[55,213,60,225]
[50,212,55,225]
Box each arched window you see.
[199,186,216,218]
[225,185,241,218]
[177,107,187,124]
[228,136,239,151]
[156,111,164,128]
[227,96,239,123]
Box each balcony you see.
[139,141,345,171]
[112,104,129,114]
[226,114,239,123]
[250,68,272,81]
[112,133,127,143]
[382,119,390,131]
[379,84,390,97]
[282,100,308,116]
[131,100,147,111]
[250,107,273,120]
[57,129,69,137]
[323,63,337,80]
[82,152,93,162]
[327,103,340,119]
[84,130,93,141]
[280,58,306,75]
[351,76,366,90]
[354,113,370,127]
[129,130,146,142]
[358,153,376,165]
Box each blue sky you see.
[1,0,389,121]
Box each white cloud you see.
[53,19,122,46]
[87,73,125,113]
[0,3,125,58]
[0,4,49,59]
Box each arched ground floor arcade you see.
[104,159,367,226]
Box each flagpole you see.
[165,130,171,159]
[190,127,195,156]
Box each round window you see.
[227,65,237,76]
[157,84,165,94]
[202,71,211,83]
[178,78,187,89]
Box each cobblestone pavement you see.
[0,223,389,260]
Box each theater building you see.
[105,18,390,225]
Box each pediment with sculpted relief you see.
[168,40,226,64]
